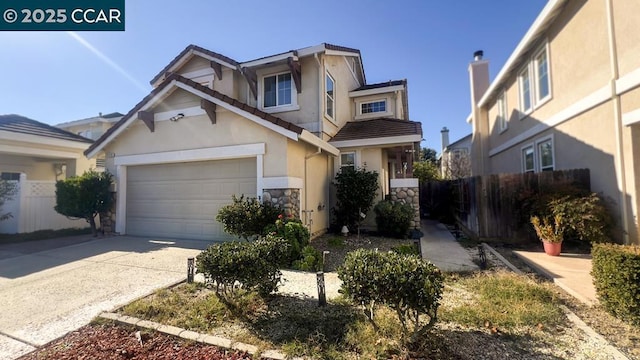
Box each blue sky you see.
[0,0,547,153]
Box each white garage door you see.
[126,158,256,240]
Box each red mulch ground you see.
[18,323,251,360]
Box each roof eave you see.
[329,134,422,149]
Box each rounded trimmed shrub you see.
[373,200,414,238]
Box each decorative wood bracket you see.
[239,66,257,100]
[138,110,154,132]
[287,52,302,93]
[210,61,222,80]
[201,99,217,124]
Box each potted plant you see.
[531,214,564,256]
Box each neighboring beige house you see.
[86,43,421,241]
[0,115,96,233]
[439,127,471,179]
[467,0,640,244]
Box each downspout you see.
[304,147,323,231]
[314,53,324,138]
[606,0,630,243]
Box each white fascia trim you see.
[330,134,422,149]
[114,143,265,166]
[349,85,404,98]
[344,57,361,85]
[390,178,419,188]
[86,80,179,159]
[325,49,360,57]
[0,130,90,150]
[299,130,339,156]
[478,0,566,107]
[616,67,640,95]
[240,52,295,68]
[489,84,610,157]
[154,106,205,122]
[622,108,640,126]
[0,144,81,159]
[56,117,117,128]
[192,50,237,69]
[466,112,472,124]
[263,176,304,189]
[175,82,299,141]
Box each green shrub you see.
[327,236,345,248]
[0,179,17,222]
[332,168,379,231]
[54,170,113,236]
[374,200,414,238]
[216,194,283,240]
[266,215,310,264]
[391,243,420,256]
[548,193,612,243]
[196,235,289,297]
[338,249,443,339]
[592,243,640,325]
[292,245,322,272]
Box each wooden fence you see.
[420,169,591,241]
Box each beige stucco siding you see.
[155,88,201,113]
[178,56,210,74]
[323,55,361,137]
[620,86,640,114]
[612,0,640,77]
[104,112,289,178]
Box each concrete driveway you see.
[0,235,212,359]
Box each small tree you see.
[412,160,440,183]
[216,194,283,240]
[333,168,379,231]
[0,179,17,222]
[442,151,471,180]
[55,170,113,236]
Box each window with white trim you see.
[535,47,550,102]
[340,152,355,172]
[538,139,554,171]
[325,72,335,119]
[497,92,508,132]
[522,146,534,173]
[361,100,386,114]
[263,72,292,108]
[518,67,532,114]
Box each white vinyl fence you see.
[0,174,88,234]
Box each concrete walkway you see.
[420,220,478,272]
[513,250,597,306]
[0,235,211,360]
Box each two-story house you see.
[86,43,422,240]
[439,127,471,179]
[468,0,640,244]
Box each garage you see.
[125,158,256,240]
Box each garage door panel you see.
[126,158,256,240]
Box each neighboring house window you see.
[538,139,554,171]
[535,47,550,102]
[361,100,386,114]
[340,152,355,172]
[497,92,508,132]
[522,146,535,173]
[263,72,292,108]
[519,67,532,114]
[1,172,20,180]
[326,72,335,119]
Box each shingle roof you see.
[0,115,93,143]
[353,79,406,92]
[149,44,240,85]
[329,118,422,142]
[86,74,304,156]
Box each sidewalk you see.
[420,220,478,272]
[513,250,597,306]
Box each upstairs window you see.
[361,100,386,114]
[518,67,532,114]
[326,72,335,119]
[263,72,292,108]
[497,92,508,132]
[535,47,550,102]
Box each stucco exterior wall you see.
[612,0,640,77]
[103,111,289,178]
[155,88,201,113]
[322,55,362,138]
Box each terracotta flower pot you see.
[542,241,562,256]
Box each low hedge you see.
[591,243,640,325]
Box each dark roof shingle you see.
[86,74,304,156]
[353,79,406,92]
[0,115,93,143]
[329,118,422,142]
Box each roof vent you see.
[473,50,484,61]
